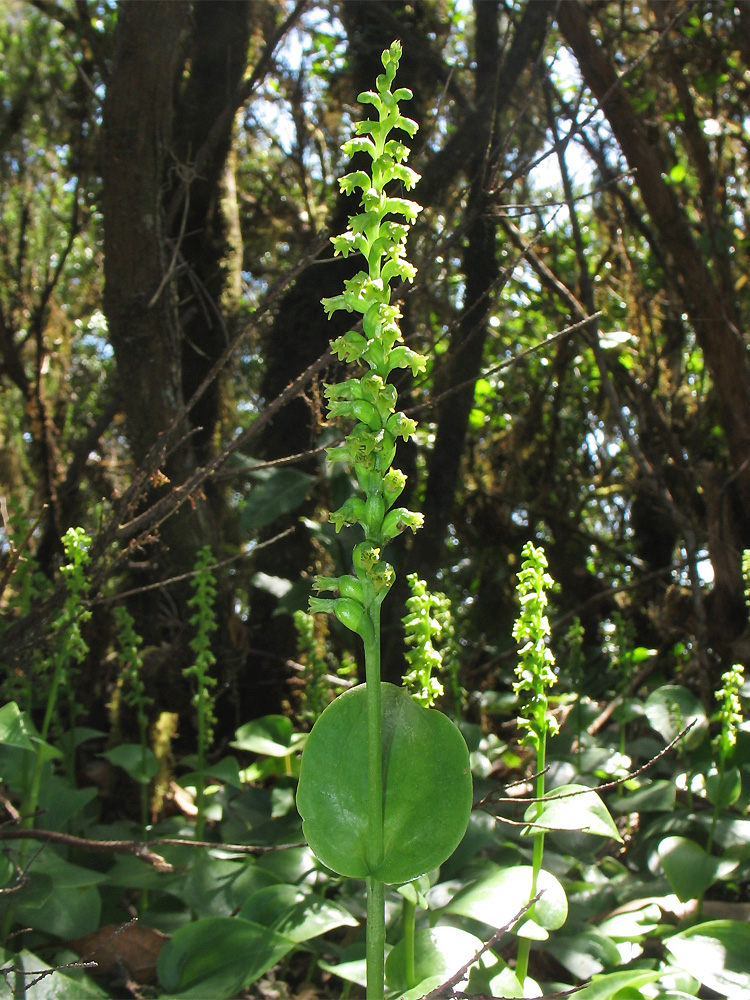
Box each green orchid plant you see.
[295,42,472,999]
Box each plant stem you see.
[364,602,385,999]
[515,732,547,986]
[366,876,386,999]
[21,670,60,830]
[403,893,417,989]
[195,683,207,840]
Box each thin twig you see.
[92,526,294,605]
[420,894,560,999]
[479,721,695,810]
[0,827,306,874]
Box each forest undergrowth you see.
[1,32,750,1000]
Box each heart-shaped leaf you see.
[665,919,750,996]
[385,926,483,993]
[0,948,107,999]
[570,969,664,1000]
[705,764,742,808]
[157,916,294,998]
[100,744,158,784]
[18,883,102,938]
[296,683,472,884]
[657,836,737,902]
[0,701,60,763]
[239,883,358,942]
[232,715,298,756]
[644,685,707,749]
[445,864,568,938]
[524,784,622,842]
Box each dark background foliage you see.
[2,0,750,740]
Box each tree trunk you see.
[102,1,254,734]
[557,0,750,653]
[411,0,553,580]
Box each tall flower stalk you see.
[512,540,558,986]
[296,42,472,1000]
[309,42,424,995]
[185,545,218,840]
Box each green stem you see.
[195,684,206,841]
[364,602,385,999]
[403,893,417,989]
[699,756,725,919]
[516,732,547,987]
[21,664,62,830]
[366,876,386,999]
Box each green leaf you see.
[0,701,39,750]
[37,775,98,830]
[240,467,315,531]
[231,714,297,756]
[705,764,742,808]
[0,872,53,922]
[57,726,108,751]
[569,969,664,1000]
[239,883,357,942]
[21,851,108,889]
[17,884,102,938]
[385,926,484,993]
[296,683,472,884]
[524,784,623,842]
[0,947,108,999]
[665,920,750,996]
[669,163,687,182]
[597,901,662,941]
[157,916,294,998]
[445,864,568,939]
[0,701,60,763]
[644,684,708,748]
[394,976,446,1000]
[100,743,158,784]
[189,753,244,789]
[545,927,621,979]
[656,836,737,902]
[610,778,676,814]
[468,407,485,430]
[318,944,367,989]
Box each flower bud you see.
[333,598,374,643]
[382,507,424,543]
[383,468,407,506]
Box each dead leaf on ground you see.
[68,923,169,984]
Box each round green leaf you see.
[644,685,708,749]
[446,864,567,938]
[157,916,294,998]
[296,683,472,884]
[386,926,483,993]
[665,919,750,996]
